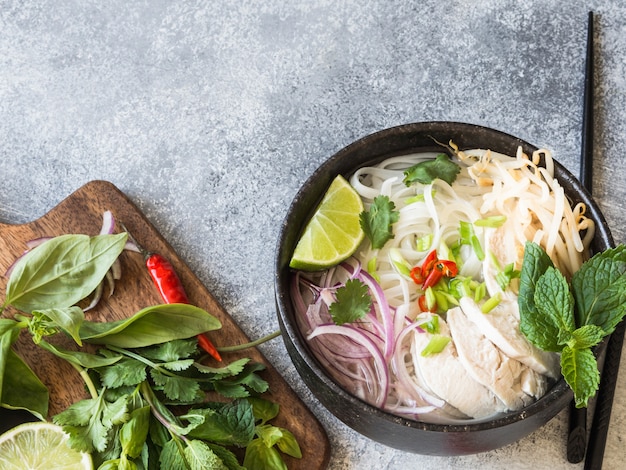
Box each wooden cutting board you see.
[0,180,330,469]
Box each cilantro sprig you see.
[403,153,461,186]
[329,279,372,325]
[519,242,626,407]
[359,195,400,250]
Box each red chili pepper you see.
[411,250,458,290]
[122,224,222,361]
[418,294,436,312]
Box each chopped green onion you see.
[474,282,487,303]
[474,215,507,228]
[415,233,433,252]
[424,287,437,311]
[495,262,521,290]
[389,248,411,277]
[422,314,439,334]
[481,292,502,313]
[405,194,425,204]
[459,221,485,261]
[367,257,380,282]
[421,334,451,356]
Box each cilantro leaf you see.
[329,279,372,325]
[532,266,576,351]
[359,195,399,249]
[561,346,601,408]
[150,369,202,402]
[571,244,626,333]
[403,153,461,186]
[98,357,147,388]
[141,338,198,362]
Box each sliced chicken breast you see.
[459,296,560,379]
[447,306,547,410]
[411,315,506,419]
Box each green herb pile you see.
[0,233,301,469]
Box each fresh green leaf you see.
[32,306,85,346]
[80,303,221,348]
[98,357,147,388]
[531,267,576,351]
[247,397,280,424]
[194,358,250,379]
[1,348,49,420]
[5,233,128,313]
[159,439,188,470]
[185,439,228,470]
[187,400,255,446]
[38,339,123,369]
[141,338,198,362]
[54,393,129,453]
[120,405,151,459]
[571,244,626,333]
[273,427,302,459]
[150,369,202,402]
[329,279,372,325]
[561,346,601,408]
[243,438,288,470]
[359,195,399,249]
[519,241,555,339]
[0,320,21,403]
[205,444,246,470]
[403,153,461,186]
[569,325,606,350]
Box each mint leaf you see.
[572,244,626,333]
[185,439,228,470]
[359,195,399,249]
[403,153,461,186]
[187,400,255,446]
[561,346,600,408]
[519,241,555,340]
[532,266,576,351]
[329,279,372,325]
[569,325,606,349]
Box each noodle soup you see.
[290,145,594,423]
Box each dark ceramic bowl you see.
[274,122,614,456]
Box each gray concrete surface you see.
[1,1,624,469]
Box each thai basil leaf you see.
[37,339,123,368]
[5,233,128,313]
[571,244,626,333]
[79,303,222,348]
[32,306,85,346]
[1,349,49,420]
[248,396,280,424]
[0,320,21,403]
[243,438,287,470]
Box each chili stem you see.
[217,330,282,353]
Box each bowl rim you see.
[274,121,615,434]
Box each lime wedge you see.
[290,175,365,271]
[0,421,93,470]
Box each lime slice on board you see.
[0,421,93,470]
[290,175,365,271]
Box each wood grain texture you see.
[0,180,330,469]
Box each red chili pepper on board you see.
[121,224,222,361]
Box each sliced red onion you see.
[99,210,116,235]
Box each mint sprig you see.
[519,242,626,407]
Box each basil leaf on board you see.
[37,339,123,369]
[532,266,576,351]
[32,306,85,346]
[243,438,288,470]
[79,303,222,348]
[571,244,626,333]
[518,241,555,340]
[4,233,128,313]
[0,320,21,403]
[1,348,49,420]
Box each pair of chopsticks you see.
[566,11,626,469]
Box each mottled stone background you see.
[1,1,624,468]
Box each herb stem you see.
[217,330,282,353]
[69,362,98,399]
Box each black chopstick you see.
[566,12,594,463]
[579,11,626,470]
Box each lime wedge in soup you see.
[290,175,365,271]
